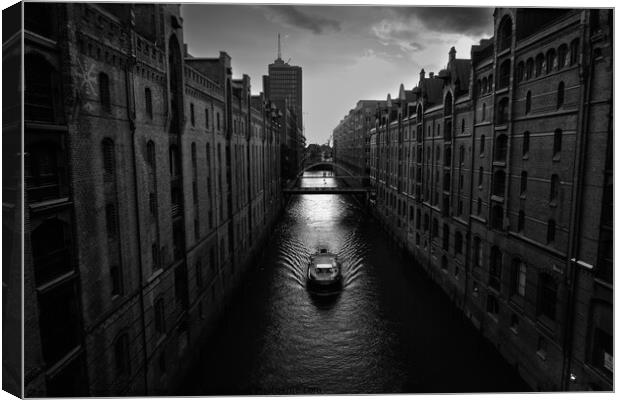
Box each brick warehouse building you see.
[338,8,613,391]
[15,3,284,396]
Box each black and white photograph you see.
[1,1,615,397]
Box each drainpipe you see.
[125,7,149,395]
[561,14,593,390]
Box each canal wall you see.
[367,204,539,391]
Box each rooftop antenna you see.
[277,33,281,60]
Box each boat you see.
[307,248,342,295]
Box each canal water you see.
[181,171,530,394]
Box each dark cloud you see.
[390,7,493,36]
[261,6,341,34]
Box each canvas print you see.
[2,2,614,397]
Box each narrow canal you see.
[181,170,530,394]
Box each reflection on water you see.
[181,171,530,395]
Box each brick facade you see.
[339,8,613,391]
[22,3,283,396]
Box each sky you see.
[181,5,494,145]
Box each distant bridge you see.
[282,187,371,195]
[284,161,372,195]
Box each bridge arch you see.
[296,161,357,179]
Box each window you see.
[31,218,72,285]
[511,259,527,297]
[535,54,544,76]
[114,332,130,376]
[525,58,533,79]
[546,49,556,73]
[525,91,532,114]
[522,131,530,156]
[492,170,506,197]
[205,108,209,128]
[497,97,509,124]
[489,246,502,291]
[217,112,221,130]
[99,72,111,110]
[520,171,528,195]
[473,236,482,267]
[480,135,485,155]
[482,103,486,120]
[146,140,156,167]
[498,60,510,88]
[497,16,512,51]
[455,231,463,255]
[547,219,556,244]
[487,294,499,315]
[478,167,484,186]
[553,129,562,157]
[102,139,115,175]
[516,61,524,82]
[190,103,195,126]
[477,198,482,215]
[145,88,153,119]
[517,210,525,232]
[538,273,557,320]
[556,82,565,109]
[195,259,203,287]
[550,174,560,203]
[25,54,58,122]
[154,298,165,335]
[491,204,503,230]
[494,134,507,162]
[482,77,488,94]
[110,265,123,296]
[569,39,579,65]
[432,218,438,238]
[441,255,448,271]
[442,224,449,251]
[510,314,519,332]
[461,119,465,134]
[558,44,568,69]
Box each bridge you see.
[283,160,373,195]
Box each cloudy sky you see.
[181,5,494,144]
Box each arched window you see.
[569,38,580,65]
[145,87,153,119]
[489,246,503,291]
[99,72,111,110]
[473,236,482,266]
[535,53,545,76]
[497,97,509,124]
[525,58,534,79]
[102,138,115,175]
[494,134,508,162]
[516,61,524,82]
[492,169,506,196]
[558,44,568,68]
[522,131,530,156]
[114,332,130,376]
[480,135,486,155]
[520,171,528,195]
[525,91,532,114]
[511,259,527,296]
[557,81,565,109]
[498,16,512,51]
[499,59,511,88]
[553,129,562,157]
[547,219,556,244]
[546,49,556,73]
[550,174,560,203]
